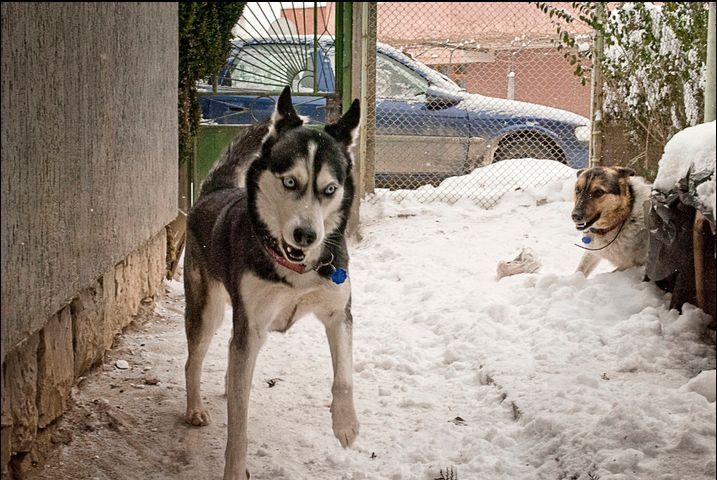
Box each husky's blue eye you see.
[324,184,337,196]
[282,177,296,189]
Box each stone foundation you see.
[1,229,167,479]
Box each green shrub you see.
[178,3,246,169]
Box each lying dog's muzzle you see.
[573,214,599,231]
[575,215,600,232]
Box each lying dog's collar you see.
[588,221,624,236]
[576,219,627,251]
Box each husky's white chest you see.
[239,271,350,332]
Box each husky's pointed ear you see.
[264,86,303,143]
[576,168,585,178]
[325,99,361,149]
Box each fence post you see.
[362,3,377,196]
[347,2,364,236]
[705,2,716,122]
[589,2,605,167]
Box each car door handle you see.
[228,106,248,112]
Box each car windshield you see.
[376,43,463,93]
[375,53,430,99]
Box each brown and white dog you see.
[571,166,652,277]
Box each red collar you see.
[263,243,307,274]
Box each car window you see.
[376,53,429,100]
[229,44,319,93]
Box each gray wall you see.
[1,3,178,359]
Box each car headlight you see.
[574,125,590,143]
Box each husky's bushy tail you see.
[198,122,270,197]
[198,86,305,198]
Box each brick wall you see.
[430,47,591,118]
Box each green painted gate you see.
[191,2,353,205]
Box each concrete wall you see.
[1,3,178,360]
[2,230,168,477]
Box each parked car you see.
[199,37,590,184]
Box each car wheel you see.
[492,132,566,164]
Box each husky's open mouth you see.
[264,235,305,263]
[282,241,305,262]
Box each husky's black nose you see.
[293,227,317,247]
[571,211,585,223]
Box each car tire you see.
[492,132,566,164]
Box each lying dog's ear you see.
[264,86,303,143]
[576,168,585,178]
[615,167,635,178]
[325,99,361,149]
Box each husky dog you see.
[571,166,652,277]
[183,87,361,479]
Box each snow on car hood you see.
[378,42,590,127]
[454,90,590,126]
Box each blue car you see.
[199,37,589,184]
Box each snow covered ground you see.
[38,161,715,480]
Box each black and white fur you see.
[183,87,361,479]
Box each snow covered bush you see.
[536,2,709,179]
[602,3,708,164]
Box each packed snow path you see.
[37,181,715,480]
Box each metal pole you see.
[705,2,716,122]
[589,2,605,167]
[347,2,367,236]
[363,3,377,195]
[342,2,353,112]
[507,70,515,100]
[313,2,318,93]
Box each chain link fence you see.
[365,2,593,206]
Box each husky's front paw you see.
[185,407,211,426]
[330,402,359,448]
[223,469,250,480]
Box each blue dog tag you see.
[331,268,347,285]
[582,236,592,244]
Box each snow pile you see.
[653,121,716,215]
[376,158,577,206]
[351,192,715,479]
[681,369,717,403]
